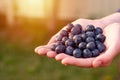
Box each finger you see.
[92,45,118,68]
[37,48,51,55]
[47,51,57,58]
[35,45,49,53]
[55,53,71,61]
[35,45,51,55]
[61,57,95,68]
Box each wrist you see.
[100,13,120,28]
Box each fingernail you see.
[94,61,102,68]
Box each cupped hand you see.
[35,19,104,58]
[56,23,120,68]
[35,18,120,68]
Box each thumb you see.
[92,45,118,68]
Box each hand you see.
[55,23,120,68]
[35,17,120,68]
[35,19,104,58]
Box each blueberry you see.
[66,23,74,32]
[86,25,95,31]
[95,33,106,43]
[86,42,96,50]
[55,45,66,53]
[92,49,100,57]
[78,42,86,49]
[71,25,81,35]
[73,35,82,45]
[69,33,74,40]
[97,43,106,53]
[95,27,103,35]
[75,24,82,31]
[62,36,68,43]
[86,31,95,37]
[50,44,57,51]
[56,41,63,45]
[86,37,95,43]
[95,41,102,45]
[65,46,74,56]
[83,49,92,58]
[56,35,63,41]
[73,48,82,58]
[81,33,87,41]
[65,39,75,47]
[60,30,68,36]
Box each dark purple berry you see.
[56,41,63,45]
[96,33,106,43]
[55,45,66,53]
[60,30,68,36]
[56,35,62,41]
[62,36,68,43]
[86,37,95,43]
[75,24,82,31]
[73,48,82,58]
[71,25,81,35]
[95,27,103,35]
[92,49,100,57]
[78,42,86,49]
[65,39,75,47]
[86,25,95,31]
[81,33,87,41]
[65,46,74,56]
[95,41,102,45]
[86,42,96,50]
[69,33,74,40]
[66,23,74,32]
[73,35,82,45]
[86,31,95,37]
[97,43,106,53]
[83,49,92,58]
[51,44,57,51]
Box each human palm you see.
[35,19,120,68]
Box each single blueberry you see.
[95,27,103,35]
[73,35,82,45]
[95,41,102,45]
[86,25,95,31]
[55,45,66,53]
[71,25,81,35]
[62,36,68,43]
[97,43,106,53]
[56,35,63,41]
[65,46,74,56]
[60,30,68,36]
[69,33,74,40]
[86,31,95,37]
[95,33,106,43]
[56,41,63,45]
[78,42,87,49]
[51,44,57,51]
[81,33,87,41]
[92,49,100,57]
[83,49,92,58]
[66,23,74,32]
[86,37,95,43]
[65,39,75,47]
[73,48,82,58]
[86,42,96,50]
[75,24,82,31]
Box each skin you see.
[35,13,120,68]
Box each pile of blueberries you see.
[51,24,106,58]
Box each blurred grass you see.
[0,19,120,80]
